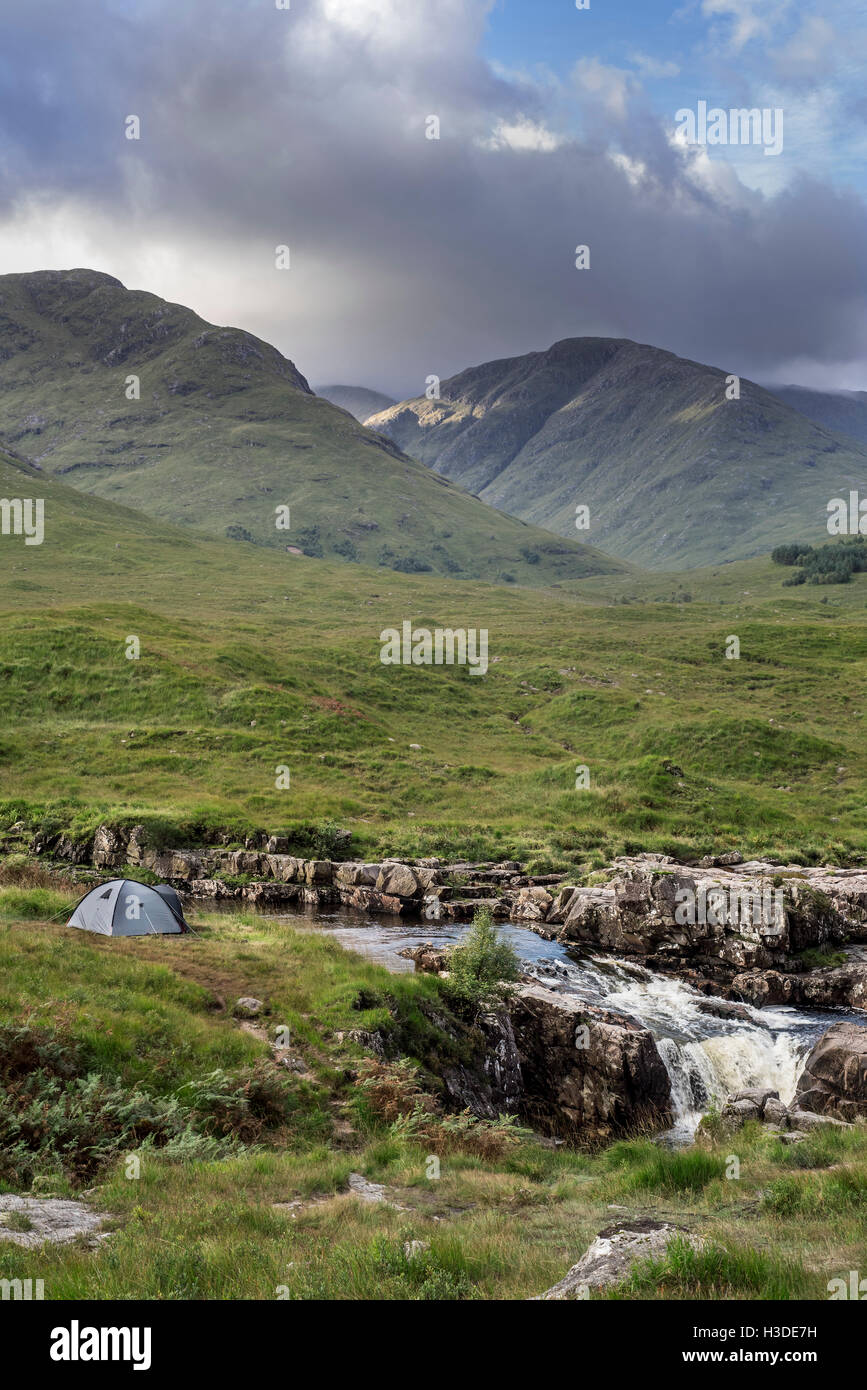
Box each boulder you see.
[537,1220,708,1298]
[398,943,452,974]
[794,1022,867,1122]
[233,997,265,1018]
[509,982,671,1142]
[375,863,421,898]
[265,854,303,882]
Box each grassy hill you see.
[315,385,397,423]
[1,448,866,866]
[0,270,621,587]
[368,338,867,571]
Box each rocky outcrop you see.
[537,1219,708,1298]
[794,1022,867,1123]
[711,1086,853,1138]
[732,962,867,1009]
[509,982,671,1142]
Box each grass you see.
[2,462,867,867]
[0,904,864,1300]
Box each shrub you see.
[443,907,520,1012]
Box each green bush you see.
[443,907,520,1012]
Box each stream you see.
[250,904,859,1143]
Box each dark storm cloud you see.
[0,0,865,395]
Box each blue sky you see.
[481,0,867,198]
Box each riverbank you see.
[1,892,866,1300]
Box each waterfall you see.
[310,911,853,1143]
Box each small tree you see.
[445,907,520,1012]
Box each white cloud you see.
[479,117,563,152]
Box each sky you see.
[0,0,865,397]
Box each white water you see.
[267,906,856,1142]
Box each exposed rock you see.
[509,982,671,1142]
[376,863,421,898]
[241,882,300,906]
[537,1219,708,1298]
[440,1010,523,1118]
[511,886,554,921]
[92,824,128,870]
[233,996,265,1018]
[189,878,239,899]
[347,1173,390,1204]
[399,943,452,974]
[265,854,303,882]
[303,859,333,885]
[696,997,754,1023]
[794,1022,867,1122]
[404,1240,430,1259]
[0,1195,112,1248]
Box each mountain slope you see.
[0,270,622,585]
[368,338,867,570]
[766,385,867,450]
[315,384,397,422]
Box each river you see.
[252,904,859,1142]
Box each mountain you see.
[367,337,867,570]
[766,385,867,450]
[315,384,397,423]
[0,270,622,586]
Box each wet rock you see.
[440,1010,522,1118]
[537,1219,708,1298]
[399,943,452,974]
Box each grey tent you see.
[67,880,189,936]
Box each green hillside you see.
[768,384,867,450]
[1,449,866,866]
[368,338,867,570]
[0,270,621,587]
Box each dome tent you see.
[67,880,189,936]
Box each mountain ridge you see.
[0,270,622,585]
[368,337,867,570]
